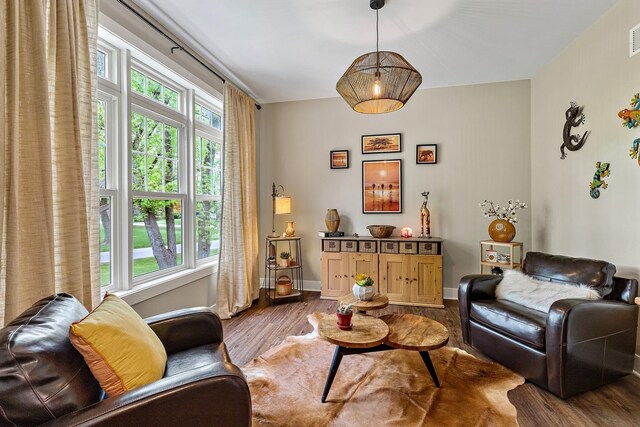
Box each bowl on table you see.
[366,225,396,238]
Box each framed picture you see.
[362,159,402,213]
[416,144,437,164]
[330,150,349,169]
[361,133,401,154]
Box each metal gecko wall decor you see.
[561,101,589,159]
[618,93,640,129]
[589,162,610,199]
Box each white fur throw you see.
[495,269,601,313]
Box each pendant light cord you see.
[376,9,379,54]
[375,9,380,71]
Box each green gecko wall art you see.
[589,162,610,199]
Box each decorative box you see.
[486,250,498,263]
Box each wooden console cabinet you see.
[320,237,444,308]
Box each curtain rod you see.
[115,0,261,110]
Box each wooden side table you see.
[480,240,523,274]
[337,293,389,313]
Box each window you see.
[97,28,223,292]
[131,68,179,111]
[195,135,222,259]
[195,103,222,130]
[97,50,107,79]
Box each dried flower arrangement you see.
[479,199,527,224]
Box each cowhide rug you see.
[242,312,524,426]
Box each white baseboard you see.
[444,287,458,301]
[634,354,640,377]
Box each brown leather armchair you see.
[0,293,251,426]
[459,252,638,399]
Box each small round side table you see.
[338,293,389,313]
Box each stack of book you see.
[318,231,345,237]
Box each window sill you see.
[116,261,217,306]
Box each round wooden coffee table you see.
[318,313,389,348]
[318,314,389,402]
[381,313,449,351]
[338,293,389,313]
[380,313,449,388]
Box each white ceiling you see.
[132,0,617,104]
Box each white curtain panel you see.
[0,0,99,326]
[216,84,259,319]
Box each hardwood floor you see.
[222,291,640,427]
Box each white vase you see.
[279,258,289,267]
[352,284,375,301]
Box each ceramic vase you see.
[285,221,295,237]
[488,219,516,243]
[325,209,340,232]
[352,284,375,301]
[279,258,289,267]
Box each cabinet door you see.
[321,253,350,298]
[410,256,443,305]
[348,253,379,292]
[379,254,409,301]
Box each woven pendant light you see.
[336,0,422,114]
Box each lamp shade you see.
[336,51,422,114]
[274,196,291,214]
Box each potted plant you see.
[336,302,353,330]
[479,199,527,243]
[279,251,290,267]
[353,273,375,301]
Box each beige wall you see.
[258,80,532,295]
[530,0,640,367]
[130,276,213,318]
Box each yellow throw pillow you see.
[69,293,167,396]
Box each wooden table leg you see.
[322,346,345,402]
[420,351,441,387]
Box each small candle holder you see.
[400,227,413,238]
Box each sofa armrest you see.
[546,299,638,398]
[145,307,224,355]
[458,275,502,344]
[43,362,251,427]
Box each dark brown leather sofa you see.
[459,252,638,399]
[0,293,251,426]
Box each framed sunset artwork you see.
[362,159,402,213]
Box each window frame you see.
[97,29,222,293]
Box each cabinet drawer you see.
[358,240,377,253]
[380,241,399,254]
[340,240,357,252]
[323,240,340,252]
[419,242,440,255]
[399,241,418,254]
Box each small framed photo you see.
[416,144,437,164]
[330,150,349,169]
[361,133,401,154]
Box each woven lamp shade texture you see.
[336,51,422,114]
[274,196,291,214]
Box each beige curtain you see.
[0,0,100,326]
[217,84,259,319]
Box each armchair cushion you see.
[69,293,167,397]
[495,269,600,313]
[470,300,547,350]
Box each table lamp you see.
[270,182,291,237]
